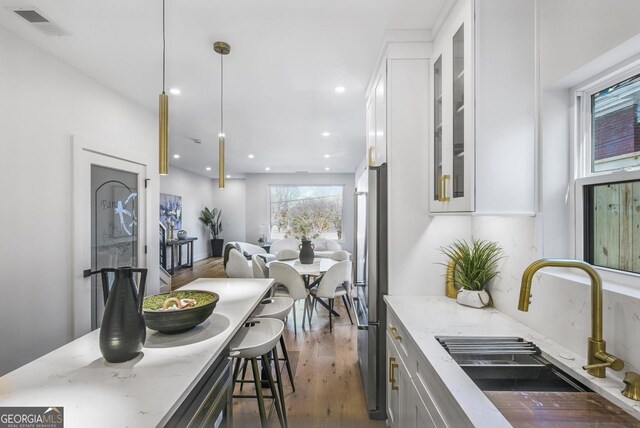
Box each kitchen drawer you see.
[413,345,473,428]
[387,310,410,361]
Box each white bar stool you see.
[252,297,296,392]
[230,318,287,428]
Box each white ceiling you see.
[0,0,447,178]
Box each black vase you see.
[298,240,315,264]
[99,267,147,363]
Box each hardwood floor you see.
[170,256,226,290]
[172,257,385,427]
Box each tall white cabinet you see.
[429,0,536,214]
[365,38,430,295]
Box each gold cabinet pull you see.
[439,174,451,202]
[368,146,376,166]
[389,357,399,390]
[389,326,402,342]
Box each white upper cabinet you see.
[367,64,388,166]
[430,0,536,214]
[374,73,387,166]
[430,0,474,212]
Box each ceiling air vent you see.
[12,8,69,36]
[14,9,48,23]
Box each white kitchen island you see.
[384,296,640,427]
[0,278,273,427]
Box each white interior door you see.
[73,144,147,338]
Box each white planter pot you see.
[456,289,490,308]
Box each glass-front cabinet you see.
[433,56,443,202]
[430,1,474,213]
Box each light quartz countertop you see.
[384,295,640,427]
[0,278,273,428]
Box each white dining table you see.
[267,258,338,276]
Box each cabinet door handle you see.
[439,175,451,202]
[389,326,402,342]
[368,146,376,166]
[389,357,399,390]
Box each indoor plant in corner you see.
[199,207,224,257]
[440,239,504,308]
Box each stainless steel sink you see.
[436,336,592,392]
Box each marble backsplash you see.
[469,215,640,376]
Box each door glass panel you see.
[434,56,443,201]
[91,165,138,329]
[452,24,465,198]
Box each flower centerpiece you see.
[440,239,504,308]
[289,211,320,264]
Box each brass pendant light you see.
[158,0,169,175]
[214,41,230,188]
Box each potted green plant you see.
[440,239,504,308]
[199,207,224,257]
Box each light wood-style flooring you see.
[173,257,385,427]
[170,256,225,290]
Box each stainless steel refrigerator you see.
[353,163,387,420]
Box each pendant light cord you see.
[162,0,166,92]
[220,53,224,135]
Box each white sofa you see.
[223,241,276,269]
[269,238,344,259]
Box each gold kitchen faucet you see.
[518,259,624,379]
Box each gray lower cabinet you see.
[165,351,232,428]
[386,311,472,428]
[386,333,415,427]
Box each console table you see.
[165,237,197,274]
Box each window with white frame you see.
[269,185,344,241]
[575,66,640,276]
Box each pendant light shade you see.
[158,0,169,175]
[214,41,230,189]
[159,92,168,175]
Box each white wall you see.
[473,0,640,373]
[212,179,247,244]
[244,173,355,252]
[0,26,159,375]
[384,0,640,374]
[525,0,640,373]
[160,167,214,261]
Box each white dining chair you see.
[276,249,299,261]
[225,248,253,278]
[309,260,352,332]
[251,254,269,278]
[269,261,310,335]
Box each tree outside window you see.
[270,186,343,240]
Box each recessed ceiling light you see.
[169,88,181,95]
[334,86,346,93]
[173,154,180,159]
[324,154,330,159]
[226,174,231,178]
[206,167,211,171]
[322,132,331,137]
[248,154,255,159]
[265,167,271,171]
[325,167,330,171]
